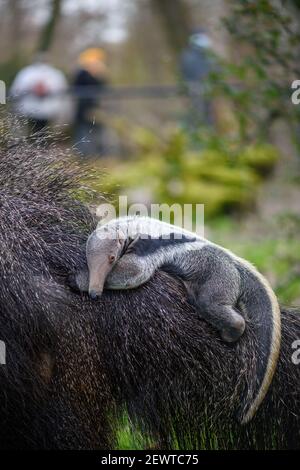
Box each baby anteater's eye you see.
[109,255,116,263]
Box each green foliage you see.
[230,238,300,304]
[91,127,279,219]
[115,414,153,450]
[208,0,300,143]
[239,143,279,175]
[0,56,27,87]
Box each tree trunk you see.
[38,0,62,52]
[9,0,22,58]
[150,0,192,54]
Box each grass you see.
[115,413,155,450]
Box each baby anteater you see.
[72,216,281,425]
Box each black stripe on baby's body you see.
[128,232,196,257]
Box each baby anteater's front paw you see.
[66,270,89,294]
[66,272,79,292]
[221,314,246,343]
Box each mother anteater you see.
[0,126,299,449]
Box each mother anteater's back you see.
[0,125,299,449]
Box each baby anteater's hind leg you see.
[187,282,245,343]
[201,302,245,342]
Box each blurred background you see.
[1,0,300,305]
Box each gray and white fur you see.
[73,216,281,424]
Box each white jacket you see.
[11,63,68,120]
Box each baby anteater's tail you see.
[237,259,281,424]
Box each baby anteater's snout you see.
[89,290,102,300]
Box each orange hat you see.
[78,48,106,66]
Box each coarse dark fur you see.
[0,123,299,449]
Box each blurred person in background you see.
[10,53,68,134]
[180,29,215,127]
[72,47,108,157]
